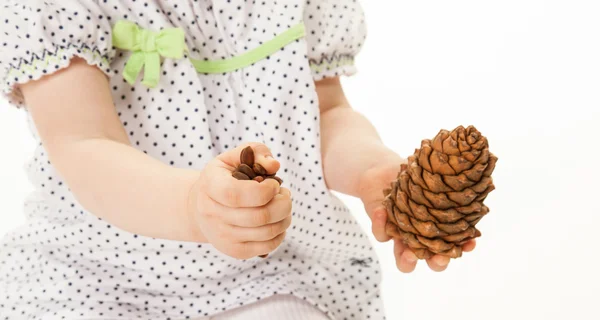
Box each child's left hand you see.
[358,155,476,273]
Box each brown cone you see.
[383,125,497,259]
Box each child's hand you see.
[358,154,476,273]
[187,143,292,259]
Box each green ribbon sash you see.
[192,23,306,74]
[113,21,306,87]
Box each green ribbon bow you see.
[112,21,186,88]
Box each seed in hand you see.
[232,171,250,180]
[240,145,255,167]
[253,163,267,176]
[231,146,285,258]
[232,146,283,186]
[237,164,256,179]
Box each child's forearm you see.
[20,58,205,242]
[52,137,205,242]
[320,106,402,197]
[316,78,404,197]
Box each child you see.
[0,1,475,319]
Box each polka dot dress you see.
[0,1,384,319]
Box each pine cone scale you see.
[429,208,464,223]
[483,155,498,176]
[418,144,434,172]
[407,163,430,190]
[455,201,484,215]
[410,218,448,238]
[442,135,461,156]
[475,148,490,165]
[396,191,414,217]
[430,151,456,175]
[408,179,434,207]
[442,173,475,191]
[394,210,419,234]
[441,227,477,243]
[436,219,470,234]
[449,155,473,173]
[440,246,462,258]
[423,169,453,193]
[408,199,436,222]
[464,163,486,181]
[423,189,458,209]
[446,188,478,207]
[416,235,454,253]
[471,177,493,193]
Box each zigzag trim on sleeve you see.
[2,43,112,108]
[309,53,357,81]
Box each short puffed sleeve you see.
[0,0,115,107]
[303,0,367,81]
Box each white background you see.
[1,1,599,319]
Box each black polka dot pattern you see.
[0,1,383,319]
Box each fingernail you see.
[376,207,387,220]
[274,193,285,200]
[405,251,418,263]
[435,256,449,266]
[265,155,273,159]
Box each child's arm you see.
[21,58,203,242]
[316,77,403,198]
[19,58,291,258]
[317,76,402,242]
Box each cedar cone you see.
[383,125,497,259]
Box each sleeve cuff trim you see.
[309,54,356,80]
[2,45,111,108]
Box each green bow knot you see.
[112,21,186,88]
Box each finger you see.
[205,164,281,208]
[216,187,292,227]
[426,255,450,272]
[395,239,418,273]
[394,237,406,258]
[232,214,292,242]
[252,143,281,175]
[237,231,287,258]
[371,207,391,242]
[462,239,476,253]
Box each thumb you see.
[251,143,281,175]
[364,199,392,243]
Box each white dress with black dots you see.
[0,1,385,320]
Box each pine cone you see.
[383,125,497,259]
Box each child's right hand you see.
[187,143,292,259]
